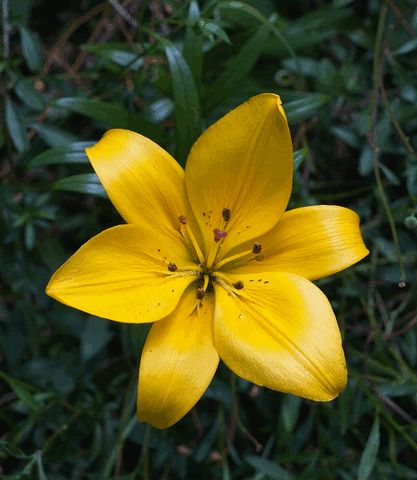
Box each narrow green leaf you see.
[27,142,95,169]
[216,2,300,69]
[188,0,200,20]
[54,97,165,144]
[280,394,302,434]
[358,415,380,480]
[52,173,107,198]
[80,319,114,363]
[358,144,374,176]
[379,163,400,186]
[392,37,417,56]
[281,57,320,76]
[164,43,201,164]
[293,148,309,170]
[22,456,37,475]
[9,70,46,112]
[0,371,41,413]
[142,98,174,124]
[378,383,417,397]
[17,25,43,72]
[24,222,36,250]
[284,94,330,124]
[183,2,204,85]
[198,20,232,44]
[203,22,270,113]
[245,455,294,479]
[81,42,143,69]
[194,413,222,463]
[330,126,361,148]
[35,452,48,480]
[5,97,29,153]
[29,123,80,147]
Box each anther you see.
[168,262,178,272]
[252,243,262,254]
[232,281,244,290]
[179,215,187,225]
[222,208,231,222]
[196,288,205,299]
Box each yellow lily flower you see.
[46,94,369,429]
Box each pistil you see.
[205,232,226,271]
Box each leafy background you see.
[1,0,417,478]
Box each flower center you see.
[168,209,264,300]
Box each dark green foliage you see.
[1,0,417,478]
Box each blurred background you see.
[1,0,417,478]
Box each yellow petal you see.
[137,286,219,429]
[213,272,347,401]
[46,224,198,323]
[185,94,293,259]
[227,206,369,281]
[86,129,191,241]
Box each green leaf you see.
[52,173,107,198]
[244,455,294,479]
[378,383,417,397]
[24,222,36,250]
[34,451,48,480]
[284,94,330,124]
[198,20,232,44]
[194,413,222,463]
[54,97,166,144]
[330,126,361,148]
[17,25,43,72]
[0,371,41,413]
[216,1,317,68]
[5,97,29,153]
[183,1,204,84]
[379,163,400,186]
[80,318,114,363]
[202,22,270,113]
[358,145,374,176]
[142,98,174,124]
[164,43,202,164]
[188,0,200,20]
[263,28,334,58]
[392,37,417,56]
[280,394,302,434]
[9,70,46,112]
[29,123,80,147]
[358,415,380,480]
[27,142,95,169]
[81,42,143,69]
[281,57,320,76]
[293,148,309,170]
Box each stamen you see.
[252,243,262,254]
[222,208,231,222]
[179,215,205,265]
[212,271,247,297]
[167,264,203,275]
[214,243,262,270]
[196,274,210,299]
